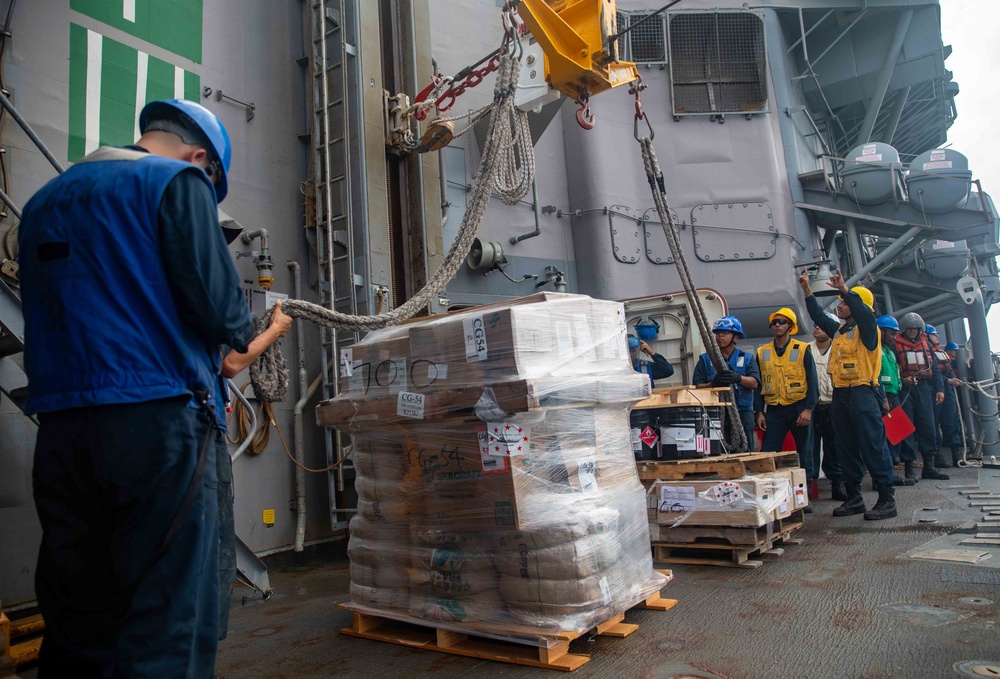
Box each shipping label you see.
[463,316,488,362]
[577,456,598,493]
[339,348,353,377]
[397,391,425,419]
[659,485,696,514]
[709,481,743,506]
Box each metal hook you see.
[575,89,595,131]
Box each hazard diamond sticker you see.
[639,426,658,448]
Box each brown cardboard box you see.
[790,467,809,512]
[757,471,794,520]
[337,335,411,398]
[407,297,630,390]
[649,477,774,527]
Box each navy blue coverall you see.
[806,293,895,488]
[25,160,253,678]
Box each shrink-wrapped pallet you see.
[319,293,667,638]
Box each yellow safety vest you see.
[829,326,882,388]
[757,339,809,406]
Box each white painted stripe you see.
[85,29,103,154]
[123,0,135,22]
[134,51,148,140]
[174,65,184,99]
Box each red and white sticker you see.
[709,481,743,505]
[639,426,658,448]
[487,422,530,456]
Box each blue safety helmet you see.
[925,324,938,335]
[945,342,959,351]
[876,315,899,331]
[140,99,232,202]
[627,336,641,350]
[712,315,745,338]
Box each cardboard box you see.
[649,477,776,527]
[407,298,630,390]
[790,467,809,512]
[337,336,411,398]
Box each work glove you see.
[711,370,739,387]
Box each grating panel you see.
[668,12,768,115]
[627,12,667,64]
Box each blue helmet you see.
[925,324,938,335]
[627,336,641,350]
[876,315,899,331]
[712,315,745,338]
[140,99,233,202]
[945,342,959,351]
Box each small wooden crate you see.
[340,572,677,672]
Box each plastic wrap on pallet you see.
[319,294,666,639]
[647,473,795,531]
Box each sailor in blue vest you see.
[629,335,675,385]
[19,99,254,678]
[693,316,761,452]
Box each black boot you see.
[951,447,964,467]
[935,450,952,469]
[921,454,950,480]
[864,484,898,521]
[833,482,865,517]
[891,473,916,486]
[904,460,918,481]
[831,480,847,502]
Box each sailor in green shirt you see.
[877,315,916,484]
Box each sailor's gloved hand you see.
[711,370,739,387]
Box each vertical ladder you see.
[309,0,360,530]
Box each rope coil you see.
[250,48,533,403]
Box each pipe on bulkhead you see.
[510,178,542,245]
[289,260,308,552]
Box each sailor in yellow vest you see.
[799,269,898,521]
[755,307,818,514]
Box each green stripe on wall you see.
[67,24,202,162]
[68,23,88,161]
[145,55,175,102]
[99,38,138,151]
[70,0,203,64]
[184,70,200,101]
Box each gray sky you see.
[938,0,1000,349]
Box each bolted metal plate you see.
[954,660,1000,677]
[690,202,776,262]
[876,602,971,627]
[609,205,643,264]
[641,208,679,265]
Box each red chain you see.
[415,54,502,121]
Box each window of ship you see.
[667,12,768,116]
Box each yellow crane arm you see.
[516,0,639,98]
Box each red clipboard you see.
[883,406,915,445]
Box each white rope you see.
[250,51,533,402]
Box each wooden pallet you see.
[637,450,800,482]
[634,386,730,409]
[651,516,804,569]
[340,573,677,672]
[0,611,43,670]
[653,509,806,547]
